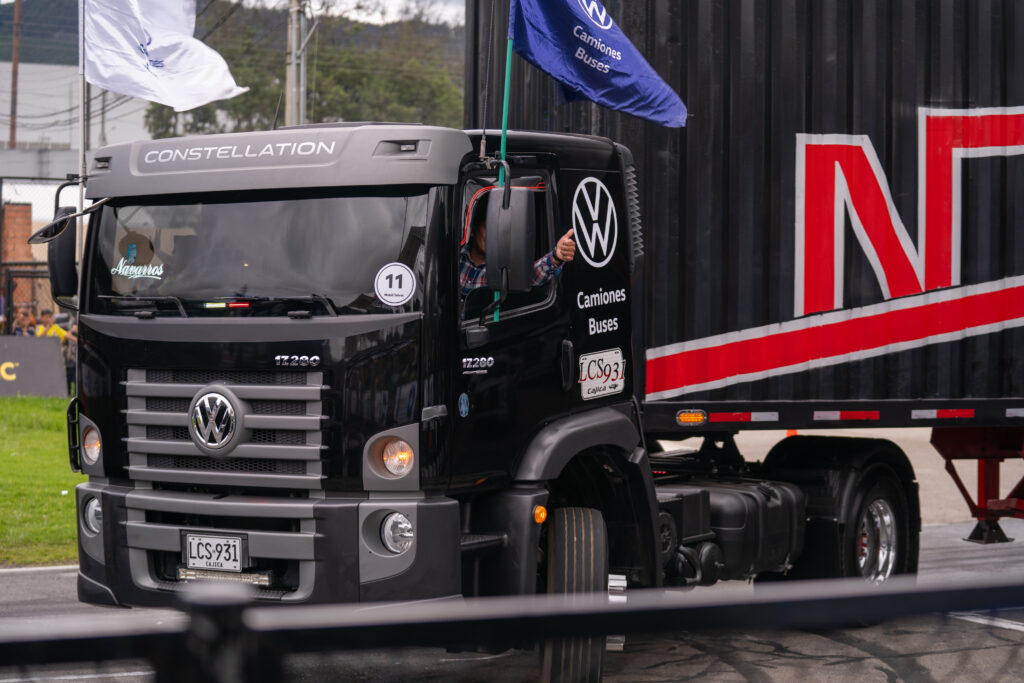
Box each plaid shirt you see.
[459,247,562,299]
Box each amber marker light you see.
[533,505,548,524]
[675,409,708,426]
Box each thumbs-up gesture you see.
[555,228,576,264]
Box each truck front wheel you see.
[540,507,608,683]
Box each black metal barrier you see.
[2,576,1024,681]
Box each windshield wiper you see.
[99,294,188,318]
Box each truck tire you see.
[540,507,608,683]
[757,464,914,584]
[842,466,913,581]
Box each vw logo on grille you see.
[190,392,236,450]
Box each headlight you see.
[82,426,102,466]
[381,438,415,477]
[82,497,103,535]
[380,512,414,554]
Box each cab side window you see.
[458,174,556,322]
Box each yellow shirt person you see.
[35,310,68,341]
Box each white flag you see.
[80,0,248,113]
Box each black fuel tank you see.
[658,479,805,580]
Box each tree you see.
[143,0,462,139]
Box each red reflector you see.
[814,410,881,421]
[937,409,974,419]
[710,412,751,423]
[840,411,880,420]
[228,302,250,309]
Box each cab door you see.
[448,166,575,490]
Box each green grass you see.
[0,396,84,566]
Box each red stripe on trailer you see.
[645,276,1024,399]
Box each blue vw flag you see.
[508,0,686,127]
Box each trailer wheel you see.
[540,507,608,683]
[842,467,912,581]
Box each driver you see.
[459,193,576,299]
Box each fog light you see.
[83,497,103,535]
[82,426,102,465]
[380,512,414,554]
[381,438,415,477]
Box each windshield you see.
[87,188,433,316]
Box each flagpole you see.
[78,0,87,265]
[498,36,513,188]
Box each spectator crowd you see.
[3,303,78,394]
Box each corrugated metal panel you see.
[465,1,1024,412]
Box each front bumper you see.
[75,482,461,607]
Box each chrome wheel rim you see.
[857,498,897,582]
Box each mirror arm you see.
[52,176,81,217]
[484,157,513,208]
[479,269,510,324]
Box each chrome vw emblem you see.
[190,392,236,449]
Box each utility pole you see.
[285,0,300,126]
[8,0,22,149]
[285,0,318,127]
[299,8,307,125]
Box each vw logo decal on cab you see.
[577,0,614,30]
[190,392,236,450]
[572,177,618,268]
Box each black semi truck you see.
[40,121,909,681]
[33,0,1024,680]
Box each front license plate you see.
[183,533,247,572]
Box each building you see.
[1,60,150,179]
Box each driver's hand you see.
[555,228,576,263]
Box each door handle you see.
[560,339,575,392]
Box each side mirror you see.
[28,206,76,245]
[485,186,536,294]
[28,197,111,245]
[46,207,78,308]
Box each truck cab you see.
[53,124,658,607]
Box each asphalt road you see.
[2,428,1024,681]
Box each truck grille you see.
[124,368,325,492]
[122,368,326,598]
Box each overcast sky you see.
[0,1,466,26]
[341,0,465,25]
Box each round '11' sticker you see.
[374,263,416,306]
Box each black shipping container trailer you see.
[466,0,1024,535]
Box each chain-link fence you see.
[0,176,68,334]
